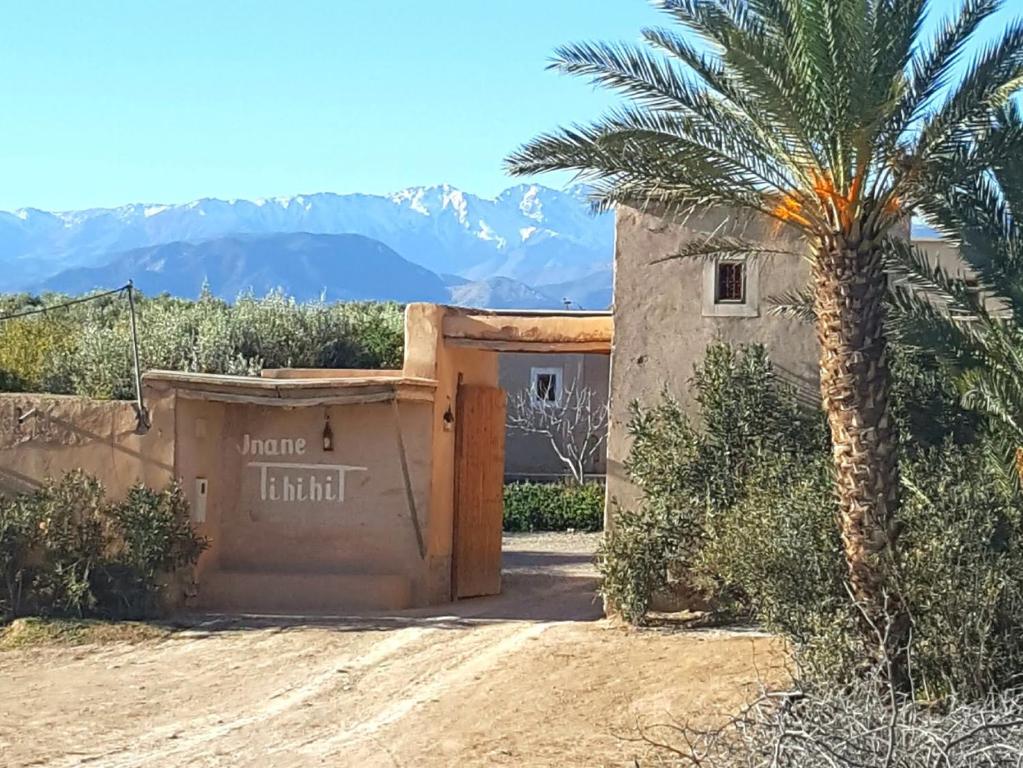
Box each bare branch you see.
[507,382,609,484]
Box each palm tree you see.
[886,102,1023,484]
[505,0,1023,660]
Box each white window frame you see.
[529,366,563,408]
[702,256,760,318]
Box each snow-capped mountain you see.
[1,184,613,293]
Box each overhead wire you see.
[0,284,130,323]
[0,281,150,433]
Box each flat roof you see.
[143,370,436,406]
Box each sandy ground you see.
[0,533,785,767]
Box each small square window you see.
[716,262,745,303]
[529,367,562,407]
[535,373,557,402]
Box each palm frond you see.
[650,233,797,264]
[912,19,1023,176]
[767,286,816,322]
[884,236,993,319]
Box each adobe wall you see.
[404,303,499,603]
[0,303,598,613]
[608,206,816,513]
[172,394,436,611]
[0,392,176,497]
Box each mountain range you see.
[4,184,615,309]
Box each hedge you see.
[503,482,604,532]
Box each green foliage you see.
[0,471,207,619]
[27,471,110,617]
[503,482,603,532]
[715,441,1023,698]
[886,104,1023,481]
[697,453,845,635]
[889,343,983,449]
[505,0,1020,258]
[0,494,41,618]
[598,343,826,623]
[0,289,405,399]
[604,342,1023,698]
[98,484,208,617]
[899,444,1023,698]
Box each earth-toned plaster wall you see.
[404,303,500,604]
[172,395,436,611]
[607,206,817,514]
[0,303,606,613]
[499,351,610,478]
[0,391,176,497]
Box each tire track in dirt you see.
[303,621,553,762]
[16,535,604,768]
[49,626,435,768]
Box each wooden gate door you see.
[452,384,505,599]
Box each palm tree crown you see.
[507,0,1022,240]
[506,0,1023,670]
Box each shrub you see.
[0,312,77,393]
[603,342,1023,699]
[898,443,1023,698]
[890,343,982,450]
[696,452,846,638]
[99,483,208,617]
[695,437,1023,698]
[0,471,207,619]
[598,343,826,622]
[27,471,110,617]
[503,481,604,532]
[0,494,42,617]
[0,289,405,399]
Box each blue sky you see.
[0,1,1015,211]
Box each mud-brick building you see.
[0,305,611,614]
[605,206,965,515]
[0,205,968,616]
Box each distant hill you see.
[537,269,614,311]
[2,184,612,292]
[38,232,450,303]
[449,276,563,310]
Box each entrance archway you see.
[438,308,613,601]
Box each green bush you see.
[603,341,1023,697]
[890,344,983,450]
[0,471,207,619]
[0,289,405,399]
[700,441,1023,698]
[898,444,1023,698]
[598,343,826,622]
[98,483,208,617]
[503,482,604,532]
[0,494,42,618]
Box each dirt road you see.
[0,533,782,767]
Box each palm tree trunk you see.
[814,234,909,676]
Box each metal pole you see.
[126,281,150,432]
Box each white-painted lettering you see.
[248,460,366,507]
[241,434,310,457]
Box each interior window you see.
[716,262,745,303]
[535,373,557,402]
[530,367,562,406]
